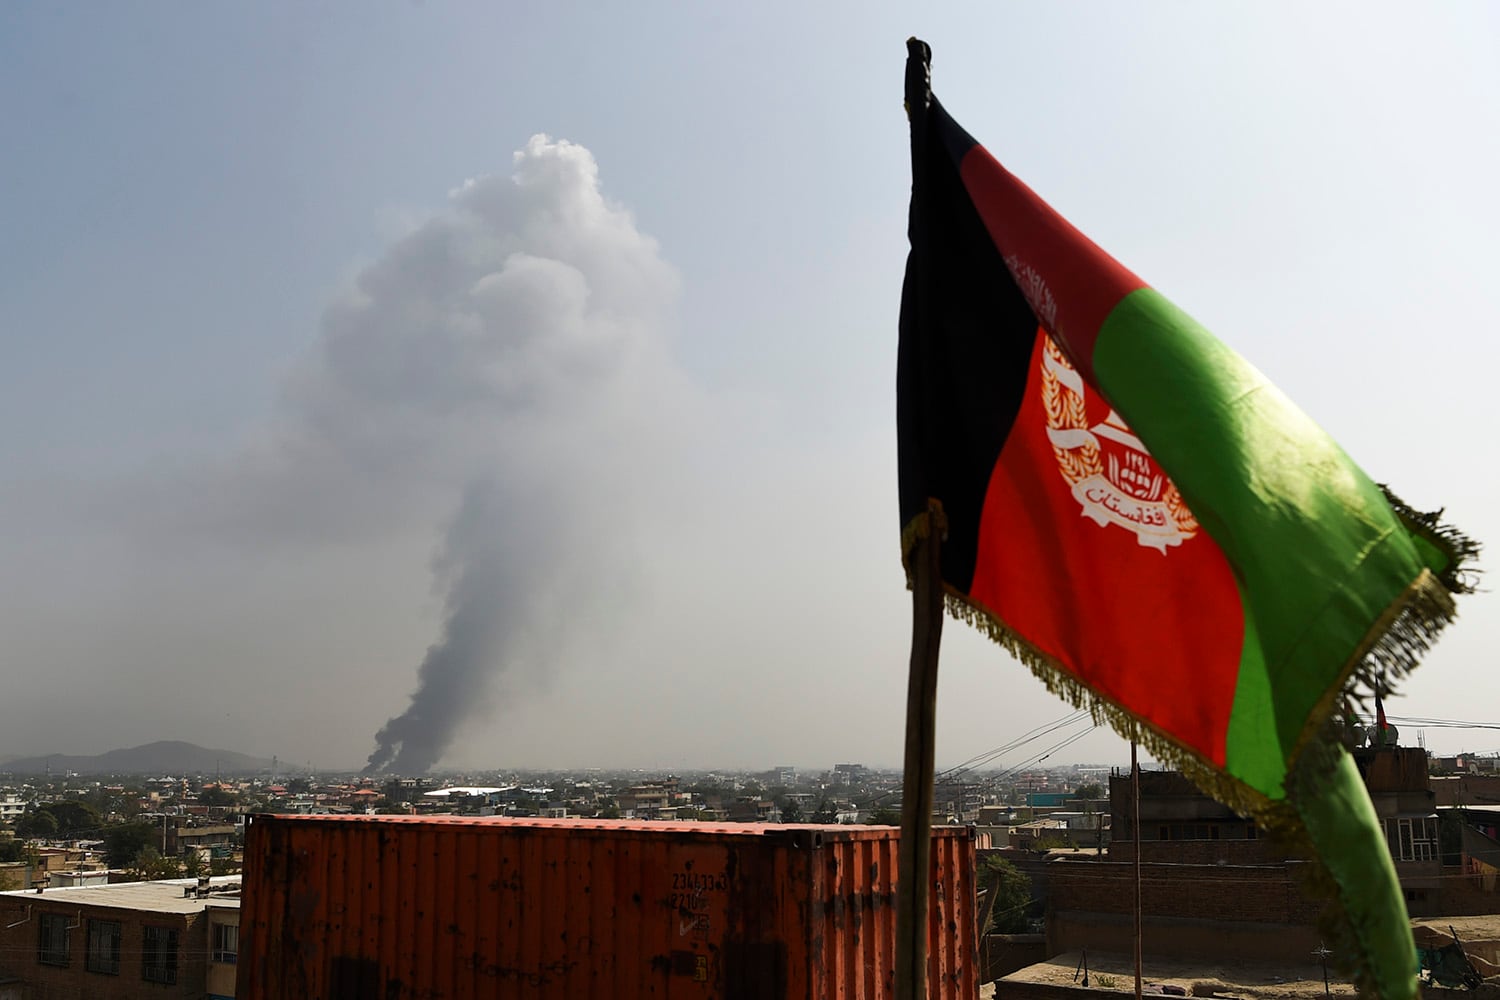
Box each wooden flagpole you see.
[895,501,945,1000]
[1132,741,1143,1000]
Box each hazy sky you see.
[2,4,1496,773]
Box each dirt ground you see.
[988,951,1500,997]
[982,917,1500,997]
[1413,916,1500,975]
[993,951,1359,998]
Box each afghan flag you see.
[898,39,1475,999]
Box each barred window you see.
[142,925,179,985]
[87,919,121,975]
[38,912,71,967]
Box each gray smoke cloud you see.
[244,134,682,774]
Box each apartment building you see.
[0,876,240,999]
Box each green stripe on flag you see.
[1091,289,1429,796]
[1225,583,1284,796]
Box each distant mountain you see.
[0,741,276,776]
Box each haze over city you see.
[2,4,1496,773]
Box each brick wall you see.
[0,901,206,1000]
[1436,873,1500,919]
[991,978,1113,1000]
[1106,838,1280,866]
[1043,858,1328,966]
[1047,858,1325,925]
[1048,911,1325,966]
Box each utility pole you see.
[1313,942,1332,997]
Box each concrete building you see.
[0,876,240,999]
[204,901,240,1000]
[1008,818,1070,851]
[169,823,239,862]
[934,781,983,823]
[832,763,868,786]
[1108,768,1266,865]
[1353,746,1441,910]
[617,782,675,819]
[1046,742,1484,967]
[724,798,779,823]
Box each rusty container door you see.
[237,815,977,999]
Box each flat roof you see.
[423,786,507,797]
[0,877,240,915]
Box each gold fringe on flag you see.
[899,494,1479,997]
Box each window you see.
[86,919,121,975]
[1384,816,1439,862]
[38,912,71,967]
[1416,818,1438,861]
[142,925,179,985]
[211,922,238,964]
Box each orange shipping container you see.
[238,814,978,999]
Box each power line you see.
[1383,715,1500,732]
[988,725,1097,785]
[936,710,1092,783]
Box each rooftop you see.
[0,876,240,915]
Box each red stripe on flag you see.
[958,146,1146,382]
[966,330,1244,765]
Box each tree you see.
[14,810,58,840]
[199,786,237,808]
[1072,782,1104,803]
[42,801,101,837]
[779,798,804,824]
[810,799,838,824]
[979,855,1032,933]
[865,806,901,826]
[103,823,159,868]
[130,846,182,881]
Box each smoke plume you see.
[265,135,680,774]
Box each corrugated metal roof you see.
[254,812,909,840]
